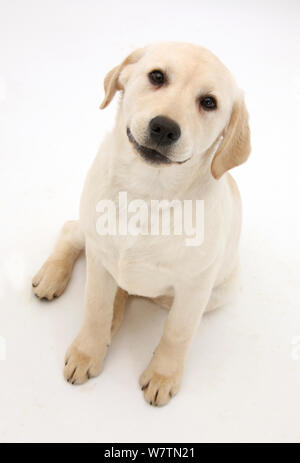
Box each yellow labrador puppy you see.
[32,42,250,406]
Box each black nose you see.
[149,116,181,146]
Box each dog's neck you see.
[109,114,224,201]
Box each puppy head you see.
[100,42,250,177]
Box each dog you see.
[32,42,250,406]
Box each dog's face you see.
[101,42,250,178]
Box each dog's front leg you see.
[140,277,214,406]
[64,242,116,385]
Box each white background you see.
[1,0,300,443]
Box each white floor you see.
[1,0,300,443]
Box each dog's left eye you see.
[149,70,165,86]
[200,96,217,110]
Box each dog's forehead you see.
[140,42,233,90]
[145,43,224,71]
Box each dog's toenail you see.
[69,367,76,381]
[142,381,150,391]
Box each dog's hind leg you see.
[32,220,84,301]
[204,265,240,313]
[111,287,128,337]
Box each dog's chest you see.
[80,180,181,296]
[92,233,178,297]
[79,150,208,297]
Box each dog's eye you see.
[200,96,217,111]
[149,70,165,86]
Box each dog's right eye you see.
[149,70,165,86]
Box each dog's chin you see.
[126,128,189,166]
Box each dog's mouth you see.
[127,128,188,166]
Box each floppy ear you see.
[100,48,145,109]
[211,96,251,179]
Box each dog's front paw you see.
[32,260,72,301]
[64,343,107,385]
[139,365,182,406]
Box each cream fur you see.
[32,42,250,406]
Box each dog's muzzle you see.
[127,128,172,165]
[127,126,189,166]
[149,116,181,146]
